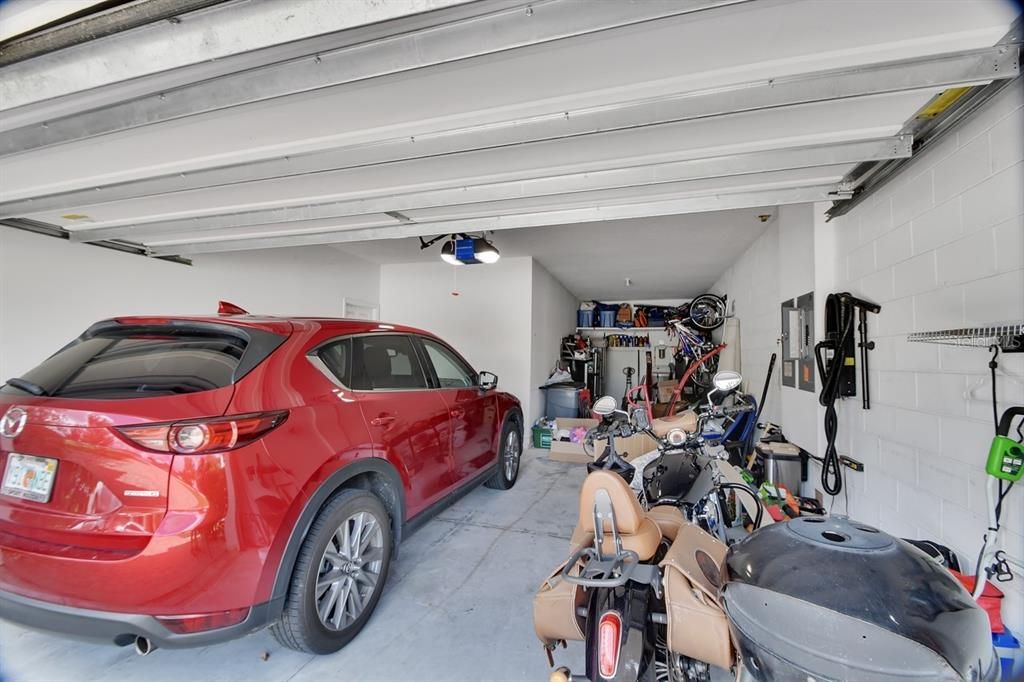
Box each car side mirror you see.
[478,371,498,391]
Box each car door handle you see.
[370,415,397,426]
[450,407,465,418]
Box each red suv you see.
[0,313,523,654]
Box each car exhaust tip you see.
[134,636,157,656]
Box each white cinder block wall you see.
[711,204,820,451]
[820,82,1024,633]
[0,229,380,380]
[711,222,782,426]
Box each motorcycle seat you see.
[650,410,698,438]
[577,470,661,561]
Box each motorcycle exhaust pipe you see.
[134,636,157,656]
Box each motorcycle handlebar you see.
[720,403,756,417]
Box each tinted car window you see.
[2,331,247,399]
[317,338,351,386]
[351,335,427,390]
[421,339,476,388]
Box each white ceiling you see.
[0,0,1018,261]
[338,208,774,299]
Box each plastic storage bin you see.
[577,308,594,328]
[598,310,616,327]
[541,383,584,418]
[532,425,553,449]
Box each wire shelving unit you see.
[907,323,1024,351]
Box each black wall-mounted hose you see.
[816,298,857,497]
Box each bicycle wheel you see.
[689,352,719,389]
[687,294,726,331]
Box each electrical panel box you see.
[780,292,815,392]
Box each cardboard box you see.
[656,380,677,404]
[548,417,659,464]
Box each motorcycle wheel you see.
[654,625,710,682]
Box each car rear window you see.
[2,324,283,399]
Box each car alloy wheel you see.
[504,429,521,481]
[315,511,384,631]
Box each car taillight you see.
[116,412,288,454]
[598,611,622,678]
[155,607,250,634]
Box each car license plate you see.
[1,454,58,503]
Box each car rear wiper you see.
[4,377,49,396]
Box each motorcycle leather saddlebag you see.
[660,523,733,670]
[533,533,592,645]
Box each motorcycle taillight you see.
[598,611,622,678]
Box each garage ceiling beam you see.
[0,44,1011,218]
[68,136,910,243]
[148,184,842,256]
[0,0,750,155]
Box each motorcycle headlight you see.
[666,428,688,447]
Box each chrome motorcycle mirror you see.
[592,395,618,416]
[712,371,743,393]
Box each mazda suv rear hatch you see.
[0,319,287,564]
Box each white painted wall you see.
[379,257,535,419]
[0,228,380,379]
[531,260,578,424]
[819,82,1023,632]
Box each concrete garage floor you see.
[0,449,586,682]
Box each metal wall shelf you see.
[907,323,1024,352]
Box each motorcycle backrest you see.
[578,470,647,535]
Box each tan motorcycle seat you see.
[650,410,698,438]
[646,505,686,541]
[577,470,660,561]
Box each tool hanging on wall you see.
[755,352,777,425]
[621,366,635,410]
[644,351,653,391]
[814,292,881,496]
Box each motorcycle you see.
[534,372,999,682]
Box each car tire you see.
[484,417,521,490]
[271,489,393,654]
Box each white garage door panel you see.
[130,166,851,248]
[23,89,930,229]
[65,138,908,244]
[398,166,852,222]
[0,0,1011,200]
[0,0,479,114]
[149,185,837,256]
[137,213,405,247]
